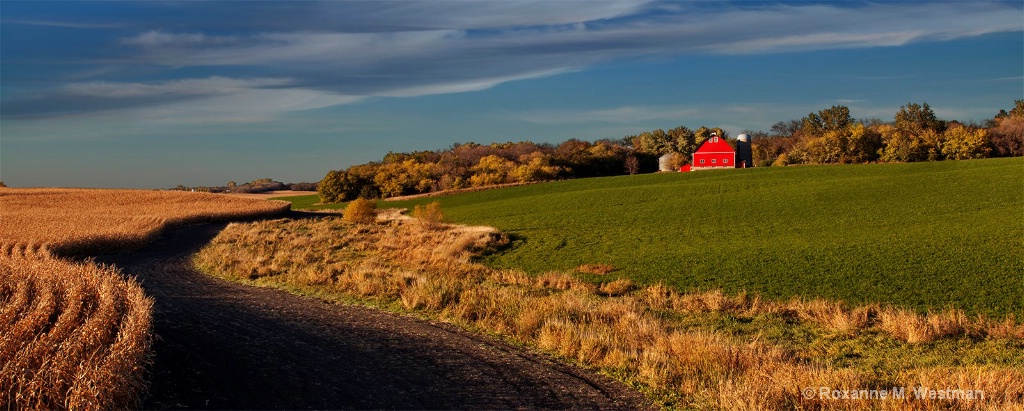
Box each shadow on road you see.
[96,219,648,410]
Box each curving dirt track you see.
[95,220,650,410]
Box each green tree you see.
[667,126,697,157]
[994,99,1024,119]
[801,105,853,137]
[630,129,672,155]
[318,170,345,203]
[895,102,945,135]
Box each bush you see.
[342,198,377,224]
[412,201,445,228]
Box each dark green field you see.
[281,158,1024,316]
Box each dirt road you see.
[96,220,649,410]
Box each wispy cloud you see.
[3,77,359,121]
[62,77,292,98]
[2,19,125,29]
[3,1,1020,124]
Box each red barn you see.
[691,134,735,170]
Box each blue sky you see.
[1,1,1021,188]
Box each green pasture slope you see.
[289,158,1024,316]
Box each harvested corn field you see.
[0,253,151,410]
[0,188,290,256]
[0,188,289,410]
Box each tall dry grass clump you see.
[194,214,1024,411]
[0,188,289,410]
[342,198,377,224]
[411,201,445,229]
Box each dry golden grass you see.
[0,187,289,410]
[194,214,1024,411]
[411,201,445,229]
[576,263,617,275]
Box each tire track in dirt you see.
[96,220,649,410]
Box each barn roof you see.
[694,136,735,154]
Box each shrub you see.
[412,201,445,228]
[342,198,377,224]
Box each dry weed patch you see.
[195,214,1024,410]
[577,263,617,275]
[0,187,289,410]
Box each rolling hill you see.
[286,157,1024,316]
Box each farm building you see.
[689,133,754,171]
[658,154,675,172]
[735,134,753,168]
[691,133,735,170]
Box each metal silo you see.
[735,134,754,168]
[658,154,675,172]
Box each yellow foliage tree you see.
[942,124,991,160]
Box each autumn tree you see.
[375,160,439,197]
[877,103,948,162]
[771,120,802,138]
[624,155,640,175]
[989,100,1024,157]
[469,155,515,186]
[844,122,884,163]
[694,126,728,145]
[878,124,928,163]
[629,129,672,155]
[942,124,991,160]
[512,153,563,183]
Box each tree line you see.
[173,178,318,193]
[318,100,1024,203]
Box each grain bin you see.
[658,154,675,172]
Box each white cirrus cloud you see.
[6,1,1021,122]
[62,77,294,97]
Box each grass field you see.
[195,212,1024,410]
[283,158,1024,317]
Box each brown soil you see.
[95,216,649,410]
